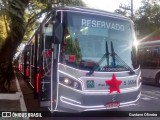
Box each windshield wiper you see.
[86,41,110,76]
[106,41,110,67]
[110,41,135,75]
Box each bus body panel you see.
[57,84,141,112]
[141,68,160,84]
[141,69,160,80]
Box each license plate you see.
[105,102,120,108]
[123,80,136,86]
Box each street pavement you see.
[0,71,26,120]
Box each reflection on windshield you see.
[60,12,135,72]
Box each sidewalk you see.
[0,71,29,120]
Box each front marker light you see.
[139,76,142,80]
[139,76,142,83]
[73,82,79,89]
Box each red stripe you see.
[36,73,42,93]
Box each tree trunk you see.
[0,0,29,92]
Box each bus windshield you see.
[61,12,135,72]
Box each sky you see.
[83,0,143,12]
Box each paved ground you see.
[16,73,43,111]
[0,71,25,120]
[16,71,50,120]
[0,78,21,111]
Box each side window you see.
[138,47,148,68]
[43,36,52,77]
[142,48,151,68]
[39,23,53,77]
[26,45,31,65]
[140,47,160,68]
[43,23,53,76]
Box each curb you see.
[0,92,20,100]
[14,71,30,120]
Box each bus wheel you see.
[156,74,160,86]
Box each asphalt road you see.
[17,73,160,120]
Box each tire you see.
[156,74,160,86]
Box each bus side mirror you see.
[54,22,63,44]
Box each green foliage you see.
[74,38,82,63]
[65,35,82,64]
[135,0,160,39]
[0,0,86,44]
[0,15,8,49]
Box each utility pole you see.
[119,0,133,19]
[131,0,133,18]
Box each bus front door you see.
[39,37,58,111]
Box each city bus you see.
[138,38,160,86]
[17,6,141,112]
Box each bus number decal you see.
[123,80,136,85]
[124,81,127,85]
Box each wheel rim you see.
[158,79,160,84]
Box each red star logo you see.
[105,74,122,94]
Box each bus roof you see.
[53,6,132,22]
[26,6,133,45]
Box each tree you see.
[0,16,8,48]
[0,1,9,49]
[0,0,85,92]
[134,0,160,39]
[0,0,29,92]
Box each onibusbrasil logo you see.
[1,112,42,117]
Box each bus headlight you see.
[60,77,82,90]
[64,78,71,85]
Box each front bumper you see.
[55,83,141,112]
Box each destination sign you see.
[82,19,125,31]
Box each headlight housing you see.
[59,77,82,90]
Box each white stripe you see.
[56,9,130,21]
[143,91,160,97]
[141,97,151,100]
[0,93,19,100]
[60,96,81,104]
[60,93,140,109]
[141,94,158,99]
[29,82,34,88]
[152,90,160,94]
